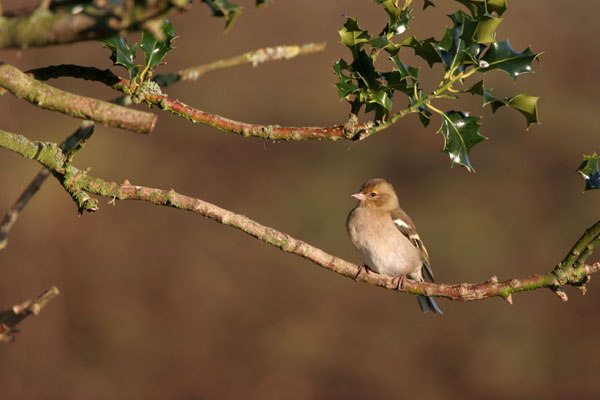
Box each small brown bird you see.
[346,178,443,314]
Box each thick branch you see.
[0,63,156,134]
[0,286,60,343]
[1,128,597,303]
[0,1,188,49]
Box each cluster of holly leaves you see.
[334,0,540,171]
[100,0,598,190]
[100,20,176,96]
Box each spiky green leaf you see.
[479,40,538,80]
[338,17,371,56]
[399,35,443,67]
[333,58,359,98]
[578,154,600,191]
[454,0,507,19]
[101,37,138,80]
[376,0,412,35]
[437,111,486,171]
[140,20,176,70]
[466,80,540,127]
[202,0,241,32]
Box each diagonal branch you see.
[153,42,327,87]
[0,286,60,343]
[1,128,598,304]
[0,63,156,134]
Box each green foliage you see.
[578,155,600,191]
[102,20,175,85]
[202,0,271,31]
[334,0,541,170]
[437,111,486,172]
[202,0,241,32]
[101,37,138,81]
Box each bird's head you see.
[351,178,400,211]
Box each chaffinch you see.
[346,178,443,314]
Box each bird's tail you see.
[417,295,443,314]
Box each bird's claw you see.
[395,274,407,291]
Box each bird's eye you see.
[370,192,377,197]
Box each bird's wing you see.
[390,210,435,282]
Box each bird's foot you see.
[395,274,407,291]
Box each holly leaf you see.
[202,0,241,32]
[333,58,359,98]
[390,56,419,80]
[418,109,432,127]
[369,89,392,114]
[437,111,486,171]
[140,20,176,70]
[479,40,539,80]
[376,0,412,35]
[454,0,507,18]
[338,17,371,56]
[578,155,600,191]
[101,37,138,80]
[399,35,443,67]
[466,80,539,128]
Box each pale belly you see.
[347,209,421,277]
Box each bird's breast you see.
[347,207,421,277]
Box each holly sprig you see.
[334,0,540,171]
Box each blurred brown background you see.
[1,1,600,399]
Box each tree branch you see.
[1,128,597,304]
[153,42,327,87]
[1,40,329,247]
[0,286,60,343]
[0,63,156,134]
[0,0,189,49]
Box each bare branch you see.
[0,63,156,134]
[154,42,327,87]
[1,128,597,304]
[0,168,50,250]
[0,286,60,343]
[0,0,189,49]
[145,92,371,140]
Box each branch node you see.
[574,275,591,295]
[503,294,513,305]
[489,275,498,283]
[509,279,520,288]
[551,286,569,302]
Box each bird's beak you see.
[351,192,367,201]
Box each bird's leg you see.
[354,264,370,281]
[395,274,407,291]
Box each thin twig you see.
[153,42,327,87]
[0,286,60,343]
